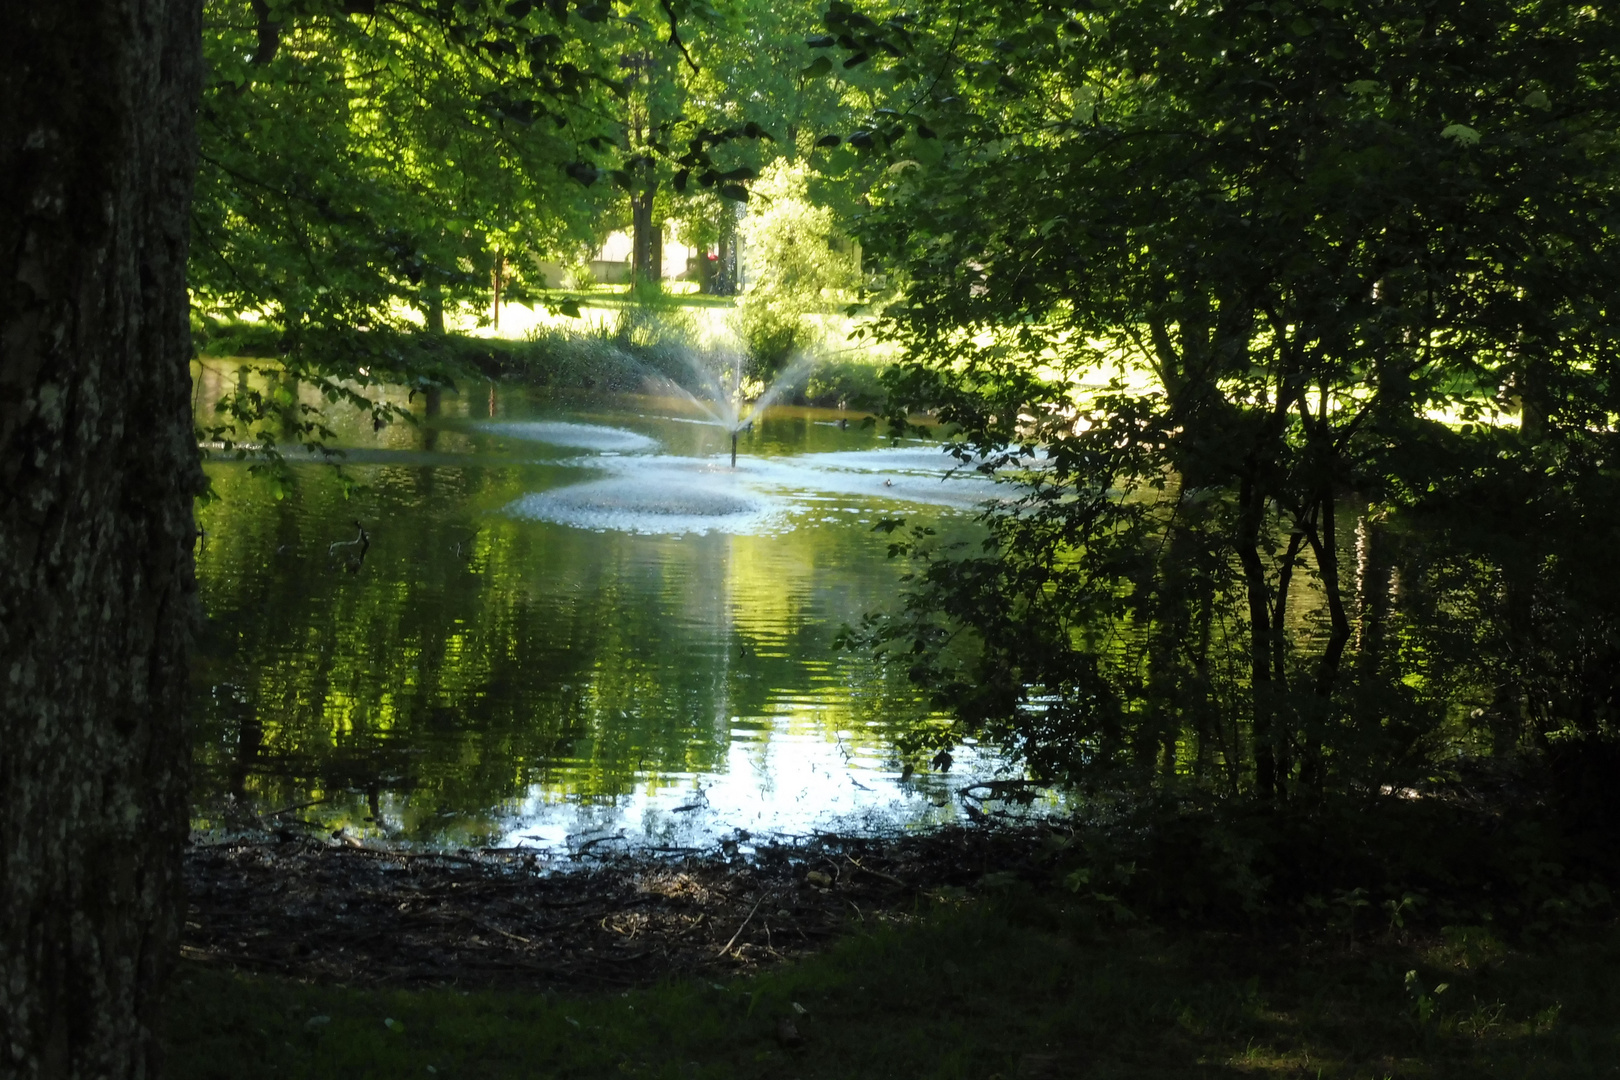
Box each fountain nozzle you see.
[730,428,739,468]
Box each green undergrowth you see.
[165,890,1620,1080]
[191,314,891,410]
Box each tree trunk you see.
[716,207,739,297]
[491,250,503,331]
[424,289,445,335]
[1236,474,1279,800]
[631,180,656,287]
[1353,511,1389,676]
[0,2,202,1077]
[1306,494,1353,697]
[696,245,714,294]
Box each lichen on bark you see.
[0,1,203,1076]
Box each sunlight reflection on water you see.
[190,387,1055,851]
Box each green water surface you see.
[191,366,1012,851]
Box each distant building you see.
[588,227,700,285]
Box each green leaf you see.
[1440,123,1481,145]
[802,56,833,78]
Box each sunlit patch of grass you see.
[164,895,1620,1079]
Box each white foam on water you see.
[743,449,1000,507]
[503,447,1005,535]
[507,457,782,535]
[479,420,659,452]
[801,445,993,473]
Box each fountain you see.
[635,346,822,469]
[473,335,1002,536]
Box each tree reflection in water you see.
[190,381,1002,848]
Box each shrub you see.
[735,162,858,379]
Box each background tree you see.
[841,0,1620,798]
[647,0,897,296]
[0,0,204,1074]
[197,0,633,319]
[190,0,832,453]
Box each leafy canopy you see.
[837,0,1620,797]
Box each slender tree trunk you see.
[0,2,203,1077]
[716,231,733,295]
[1307,494,1353,696]
[1353,510,1389,675]
[1292,492,1351,798]
[716,205,739,296]
[491,250,503,331]
[1272,527,1307,688]
[1236,474,1278,799]
[696,245,714,294]
[1515,357,1548,445]
[277,371,301,438]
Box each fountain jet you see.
[636,345,822,469]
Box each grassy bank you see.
[190,297,894,413]
[166,890,1620,1080]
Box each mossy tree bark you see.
[0,1,202,1076]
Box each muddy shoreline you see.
[182,825,1055,991]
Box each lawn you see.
[166,890,1619,1079]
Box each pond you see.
[190,364,1034,853]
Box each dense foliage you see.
[837,0,1620,798]
[187,0,1620,804]
[734,161,861,374]
[192,0,895,455]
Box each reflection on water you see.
[191,370,1039,850]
